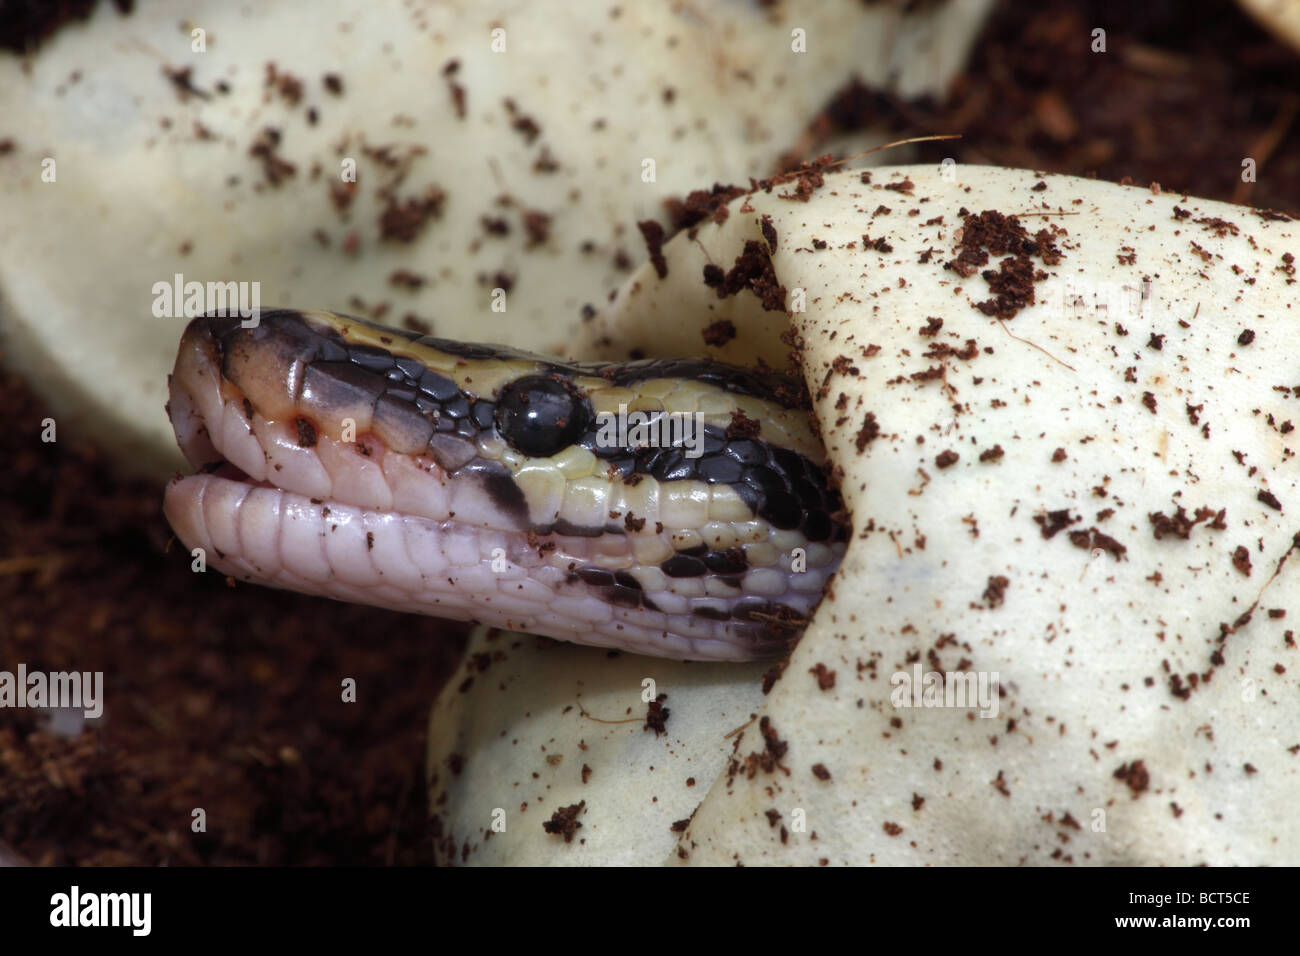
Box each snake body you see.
[163,309,847,661]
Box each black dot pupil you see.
[495,375,588,457]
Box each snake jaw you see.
[163,309,846,661]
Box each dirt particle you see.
[379,186,446,242]
[855,412,881,452]
[701,320,737,347]
[982,575,1010,608]
[542,801,586,843]
[637,220,668,278]
[704,240,787,312]
[809,662,836,690]
[644,694,670,736]
[1113,760,1150,797]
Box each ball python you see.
[163,309,848,661]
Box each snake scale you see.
[163,309,847,661]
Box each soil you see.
[0,358,467,865]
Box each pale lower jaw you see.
[162,471,773,662]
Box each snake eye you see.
[494,374,590,457]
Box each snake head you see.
[164,309,846,661]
